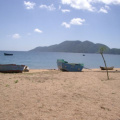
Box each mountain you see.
[29,40,120,54]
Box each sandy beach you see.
[0,68,120,120]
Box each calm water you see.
[0,51,120,69]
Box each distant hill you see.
[29,40,120,54]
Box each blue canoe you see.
[0,64,29,73]
[57,59,84,72]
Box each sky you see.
[0,0,120,51]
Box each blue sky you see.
[0,0,120,51]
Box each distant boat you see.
[100,66,114,70]
[57,59,84,72]
[0,64,29,73]
[83,54,85,56]
[4,53,13,56]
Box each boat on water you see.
[100,66,114,70]
[0,64,29,73]
[57,59,84,72]
[4,53,13,56]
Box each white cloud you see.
[39,4,56,11]
[61,9,70,13]
[70,18,85,25]
[99,5,110,13]
[12,34,21,39]
[24,1,36,9]
[96,0,120,5]
[99,7,108,13]
[34,28,43,33]
[105,5,110,9]
[61,22,70,28]
[61,0,120,12]
[61,0,95,11]
[59,5,61,9]
[62,18,85,28]
[58,5,70,13]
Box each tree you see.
[99,46,109,80]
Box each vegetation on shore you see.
[30,40,120,54]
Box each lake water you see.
[0,51,120,69]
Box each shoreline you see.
[28,68,120,73]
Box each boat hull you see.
[4,53,13,56]
[57,59,84,72]
[0,64,28,73]
[100,66,114,70]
